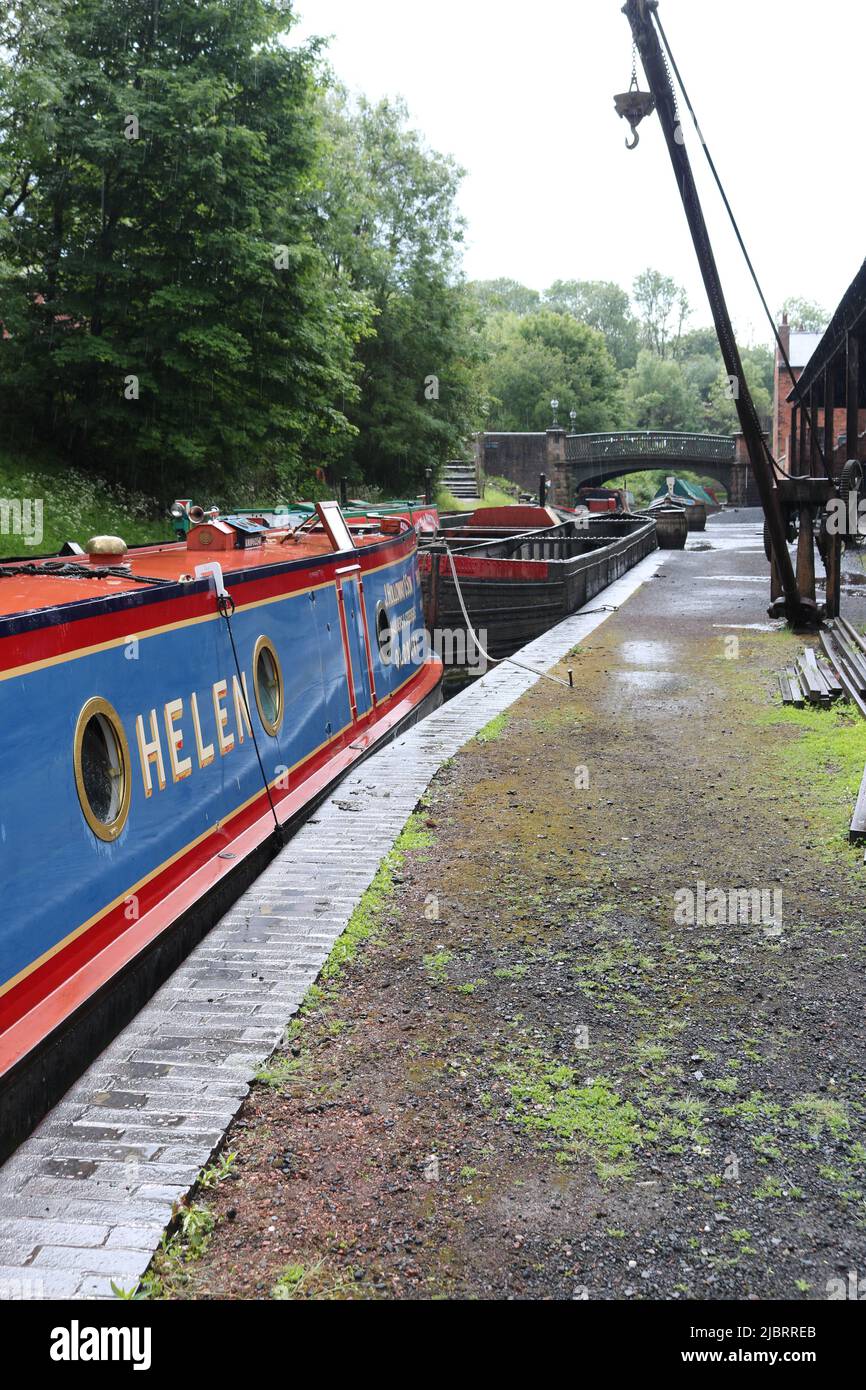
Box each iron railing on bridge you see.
[566,431,736,465]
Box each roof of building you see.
[788,256,866,401]
[786,332,823,369]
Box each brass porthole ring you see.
[253,635,284,736]
[73,696,132,842]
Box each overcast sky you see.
[292,0,863,348]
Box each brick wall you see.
[474,430,569,503]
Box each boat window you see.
[376,603,392,658]
[253,636,284,735]
[74,698,131,841]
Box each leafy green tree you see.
[0,0,368,499]
[484,310,621,432]
[625,350,700,431]
[543,279,639,369]
[781,296,827,333]
[633,268,691,358]
[470,278,540,317]
[316,90,486,492]
[703,355,772,434]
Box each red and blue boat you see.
[0,502,441,1152]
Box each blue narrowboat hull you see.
[0,526,441,1088]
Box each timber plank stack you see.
[778,618,866,845]
[778,620,866,718]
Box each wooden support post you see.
[847,331,860,460]
[825,529,841,618]
[790,407,798,474]
[810,387,820,477]
[799,394,809,473]
[796,505,816,605]
[770,552,782,603]
[825,367,836,479]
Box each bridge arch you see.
[564,431,751,505]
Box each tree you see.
[0,0,369,499]
[625,350,701,431]
[542,279,639,369]
[484,310,621,433]
[703,352,772,434]
[633,268,691,358]
[315,90,486,492]
[781,296,827,333]
[470,278,540,317]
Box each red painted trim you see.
[420,553,551,583]
[356,572,378,707]
[334,579,357,719]
[0,656,442,1077]
[0,534,415,674]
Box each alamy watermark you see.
[379,624,488,674]
[0,497,43,547]
[826,490,866,537]
[674,880,782,930]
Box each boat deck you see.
[0,530,384,620]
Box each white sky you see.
[291,0,864,349]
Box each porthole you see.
[74,697,131,841]
[253,635,284,736]
[376,602,393,659]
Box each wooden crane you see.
[618,0,834,627]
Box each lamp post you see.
[569,409,577,433]
[551,398,559,427]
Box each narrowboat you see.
[0,502,441,1151]
[420,505,658,668]
[172,499,440,539]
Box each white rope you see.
[443,544,576,690]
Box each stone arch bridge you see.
[476,428,761,507]
[563,431,758,506]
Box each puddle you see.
[617,640,678,665]
[614,670,686,692]
[712,623,784,632]
[701,575,766,584]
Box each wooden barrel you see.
[685,501,707,532]
[652,507,688,549]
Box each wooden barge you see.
[419,508,658,666]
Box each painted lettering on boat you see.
[384,574,414,606]
[135,673,253,797]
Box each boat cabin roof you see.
[0,526,389,621]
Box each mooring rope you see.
[443,544,579,691]
[0,560,173,584]
[217,592,287,844]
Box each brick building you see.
[773,315,825,467]
[783,256,866,478]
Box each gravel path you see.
[162,522,866,1301]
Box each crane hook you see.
[625,125,640,151]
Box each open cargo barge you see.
[420,510,658,665]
